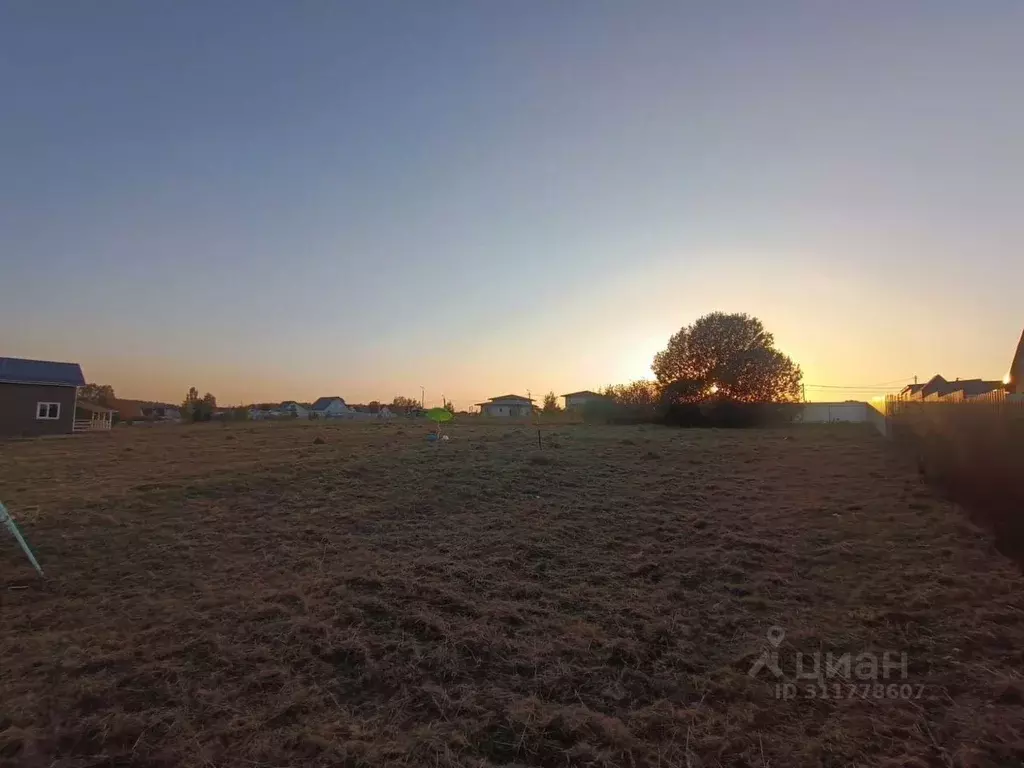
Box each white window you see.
[36,402,61,420]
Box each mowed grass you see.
[2,421,1024,767]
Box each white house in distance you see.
[476,394,534,417]
[562,390,609,410]
[278,401,309,419]
[310,396,352,418]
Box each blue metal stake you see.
[0,501,44,577]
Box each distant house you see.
[898,383,926,401]
[561,390,609,410]
[475,394,535,417]
[921,375,950,399]
[277,401,309,419]
[950,379,1004,398]
[246,402,278,420]
[0,356,86,437]
[111,398,147,422]
[110,400,181,423]
[310,396,351,418]
[900,374,1002,402]
[390,403,423,417]
[141,405,181,422]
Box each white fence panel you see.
[795,402,869,424]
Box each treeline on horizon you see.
[543,311,806,428]
[82,312,805,427]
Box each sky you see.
[2,2,1022,407]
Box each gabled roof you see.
[920,375,948,396]
[561,390,607,398]
[484,394,533,402]
[0,356,85,387]
[311,396,346,411]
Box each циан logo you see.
[748,625,924,700]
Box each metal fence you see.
[882,389,1024,560]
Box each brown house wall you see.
[0,382,77,437]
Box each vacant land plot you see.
[2,421,1023,767]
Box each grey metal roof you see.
[947,379,1002,397]
[0,356,85,387]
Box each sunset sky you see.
[2,2,1021,408]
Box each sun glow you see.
[1004,372,1012,385]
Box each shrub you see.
[662,401,799,428]
[581,400,663,425]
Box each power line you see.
[804,385,905,391]
[803,377,914,389]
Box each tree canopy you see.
[542,391,560,412]
[653,312,802,403]
[78,383,115,406]
[182,387,217,422]
[602,380,660,406]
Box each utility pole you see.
[801,383,806,402]
[527,389,541,448]
[420,385,425,408]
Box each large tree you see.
[653,312,802,403]
[78,383,115,406]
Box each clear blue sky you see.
[2,2,1022,406]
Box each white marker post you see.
[0,502,44,577]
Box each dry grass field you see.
[2,421,1024,767]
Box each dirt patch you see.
[1,422,1023,766]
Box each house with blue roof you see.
[0,356,87,436]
